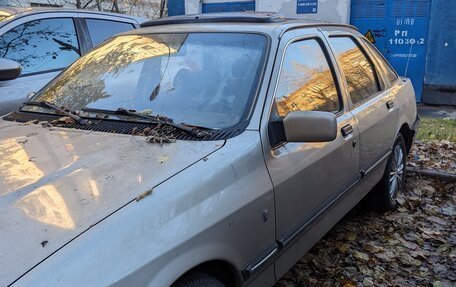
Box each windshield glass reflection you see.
[30,33,268,129]
[0,10,13,22]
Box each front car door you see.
[0,13,82,115]
[324,29,399,179]
[260,28,360,278]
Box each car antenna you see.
[404,42,414,78]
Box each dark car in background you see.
[0,7,145,115]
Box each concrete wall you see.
[184,0,351,23]
[256,0,351,24]
[1,0,163,19]
[185,0,200,14]
[205,0,249,3]
[422,0,456,105]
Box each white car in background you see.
[0,7,145,115]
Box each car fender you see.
[14,131,275,287]
[391,78,417,143]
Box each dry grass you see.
[417,118,456,142]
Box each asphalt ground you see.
[417,104,456,119]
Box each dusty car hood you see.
[0,120,223,286]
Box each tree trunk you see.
[160,0,166,18]
[111,0,120,13]
[96,0,102,11]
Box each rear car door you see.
[325,32,399,175]
[0,13,81,115]
[261,28,359,277]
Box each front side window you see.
[328,37,379,105]
[275,39,340,117]
[27,33,268,129]
[86,19,135,46]
[0,18,80,75]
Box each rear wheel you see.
[173,272,227,287]
[369,133,407,211]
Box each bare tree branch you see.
[159,0,166,18]
[82,0,94,9]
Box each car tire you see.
[173,272,227,287]
[369,133,407,212]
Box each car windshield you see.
[28,32,268,129]
[0,14,10,22]
[0,10,15,22]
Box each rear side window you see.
[275,39,340,117]
[0,18,80,75]
[362,38,399,84]
[86,19,135,46]
[328,36,379,105]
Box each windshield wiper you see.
[22,101,90,125]
[81,107,209,138]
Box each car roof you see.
[0,6,145,25]
[131,12,357,38]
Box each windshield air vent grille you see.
[3,112,242,141]
[52,120,240,141]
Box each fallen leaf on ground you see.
[275,140,456,287]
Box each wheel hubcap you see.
[389,144,404,200]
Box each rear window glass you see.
[86,19,134,46]
[362,38,399,84]
[329,36,379,105]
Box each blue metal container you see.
[423,0,456,105]
[168,0,185,16]
[351,0,432,102]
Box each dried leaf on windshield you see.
[51,116,76,125]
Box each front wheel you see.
[369,133,407,211]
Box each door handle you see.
[386,100,394,109]
[341,124,353,137]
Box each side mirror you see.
[283,111,337,142]
[0,58,22,81]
